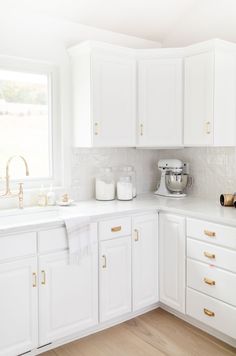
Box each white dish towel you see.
[64,216,93,264]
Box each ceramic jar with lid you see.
[95,167,115,201]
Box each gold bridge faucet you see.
[0,155,29,209]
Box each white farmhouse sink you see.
[0,206,61,229]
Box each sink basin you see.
[0,206,61,229]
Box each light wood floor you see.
[42,309,236,356]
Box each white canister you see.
[117,176,133,201]
[95,167,115,201]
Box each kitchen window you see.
[0,59,61,187]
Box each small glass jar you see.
[117,176,133,201]
[118,166,136,198]
[95,167,115,201]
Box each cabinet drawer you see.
[187,238,236,273]
[187,259,236,306]
[99,217,131,241]
[38,228,68,253]
[187,218,236,249]
[187,288,236,339]
[0,232,36,261]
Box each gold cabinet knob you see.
[204,308,215,317]
[204,277,216,286]
[111,226,121,232]
[204,229,216,237]
[134,229,139,241]
[204,251,216,259]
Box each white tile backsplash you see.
[72,147,236,201]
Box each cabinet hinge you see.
[37,342,52,349]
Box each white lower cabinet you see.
[159,213,186,313]
[132,213,158,311]
[38,248,98,346]
[0,257,38,356]
[99,236,132,322]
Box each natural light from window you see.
[0,69,51,179]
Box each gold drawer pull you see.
[204,229,216,237]
[111,226,121,232]
[94,122,99,135]
[134,229,139,242]
[102,255,107,269]
[140,124,144,136]
[204,308,215,317]
[204,251,216,259]
[32,272,37,288]
[41,270,46,285]
[204,277,216,286]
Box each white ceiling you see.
[2,0,236,46]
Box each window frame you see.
[0,55,62,190]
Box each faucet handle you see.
[18,182,24,209]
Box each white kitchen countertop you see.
[1,193,236,234]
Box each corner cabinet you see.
[159,213,186,313]
[132,213,158,310]
[184,48,236,146]
[69,42,136,147]
[137,58,183,147]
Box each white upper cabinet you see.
[137,58,183,147]
[184,44,236,146]
[69,42,136,147]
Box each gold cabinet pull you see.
[204,251,216,259]
[140,124,144,136]
[204,277,216,286]
[204,229,216,237]
[134,229,139,242]
[111,226,121,232]
[94,122,99,135]
[205,121,211,134]
[32,272,37,288]
[41,270,46,285]
[102,254,107,269]
[204,308,215,317]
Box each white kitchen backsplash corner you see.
[71,147,236,201]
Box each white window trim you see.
[0,55,64,191]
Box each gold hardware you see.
[134,229,139,241]
[204,277,216,286]
[41,270,46,285]
[204,229,216,237]
[204,251,216,259]
[94,122,99,135]
[102,255,107,269]
[140,124,144,136]
[111,226,121,232]
[205,121,211,134]
[204,308,215,317]
[0,155,29,209]
[32,272,37,288]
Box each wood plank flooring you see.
[42,309,236,356]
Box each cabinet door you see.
[39,247,98,346]
[138,58,183,147]
[184,52,214,145]
[92,53,136,147]
[0,258,38,356]
[100,236,131,322]
[132,213,158,311]
[159,213,186,313]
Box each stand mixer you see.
[155,159,191,197]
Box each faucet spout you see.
[1,155,29,208]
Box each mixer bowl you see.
[165,173,189,193]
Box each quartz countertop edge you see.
[1,193,236,235]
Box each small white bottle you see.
[38,185,47,207]
[47,185,56,206]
